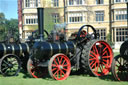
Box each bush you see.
[106,33,114,48]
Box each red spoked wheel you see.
[111,55,128,81]
[48,53,71,80]
[27,57,48,78]
[81,40,113,76]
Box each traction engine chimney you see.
[37,8,44,41]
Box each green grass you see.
[114,52,119,56]
[0,72,128,85]
[0,52,128,85]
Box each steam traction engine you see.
[0,0,30,76]
[0,29,39,76]
[0,42,30,76]
[27,8,113,80]
[111,40,128,81]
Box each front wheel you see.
[27,56,48,78]
[48,53,71,80]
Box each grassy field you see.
[0,52,127,85]
[0,72,128,85]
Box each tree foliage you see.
[106,33,114,47]
[0,13,7,41]
[0,12,19,42]
[0,13,6,24]
[44,8,55,33]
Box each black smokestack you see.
[37,8,44,41]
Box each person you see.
[58,29,65,42]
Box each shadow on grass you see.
[20,69,31,78]
[20,69,86,81]
[19,69,117,81]
[70,70,117,81]
[99,74,116,81]
[20,69,55,81]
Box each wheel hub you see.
[119,66,127,71]
[96,56,102,63]
[8,63,13,68]
[58,65,63,70]
[98,56,101,60]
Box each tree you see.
[4,19,19,42]
[106,33,114,47]
[0,13,7,41]
[0,13,6,24]
[0,12,19,42]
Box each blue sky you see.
[0,0,18,19]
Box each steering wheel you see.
[76,25,98,41]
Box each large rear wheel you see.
[81,40,113,76]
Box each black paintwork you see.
[32,41,75,60]
[38,8,44,41]
[0,43,29,59]
[120,40,128,61]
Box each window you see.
[69,13,83,23]
[25,15,38,25]
[53,0,59,7]
[35,0,39,7]
[115,10,127,21]
[25,0,40,8]
[52,13,59,23]
[125,0,128,2]
[69,0,74,5]
[116,28,128,42]
[96,29,106,40]
[69,16,83,22]
[115,0,121,2]
[96,0,104,4]
[25,0,30,7]
[77,0,83,5]
[69,0,84,6]
[95,11,104,22]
